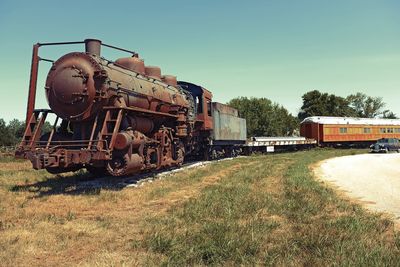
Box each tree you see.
[7,119,25,143]
[298,90,396,119]
[298,90,356,120]
[42,121,53,134]
[382,110,398,119]
[346,92,386,118]
[227,97,298,137]
[0,119,16,146]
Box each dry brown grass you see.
[0,156,242,266]
[0,161,31,172]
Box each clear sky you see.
[0,0,399,122]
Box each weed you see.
[66,211,76,221]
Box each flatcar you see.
[300,116,400,146]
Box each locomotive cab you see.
[177,81,213,131]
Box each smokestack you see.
[84,39,102,56]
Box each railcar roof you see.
[301,116,400,126]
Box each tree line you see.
[228,91,396,137]
[0,90,397,146]
[0,119,52,147]
[298,90,396,120]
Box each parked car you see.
[370,138,400,153]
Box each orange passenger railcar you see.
[300,116,400,145]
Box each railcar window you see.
[395,128,400,133]
[363,128,371,134]
[387,128,394,133]
[339,127,347,134]
[380,128,386,133]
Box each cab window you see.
[207,100,212,116]
[196,96,203,113]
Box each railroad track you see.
[75,157,239,191]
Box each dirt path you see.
[315,153,400,222]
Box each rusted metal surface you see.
[25,44,40,126]
[45,51,190,122]
[84,39,101,56]
[17,39,200,177]
[212,102,238,117]
[115,56,145,74]
[45,52,105,121]
[211,102,246,142]
[177,81,213,130]
[161,75,177,87]
[144,66,162,80]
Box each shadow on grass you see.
[8,163,189,198]
[9,169,161,197]
[9,172,123,197]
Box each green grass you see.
[0,148,399,266]
[0,155,24,163]
[138,149,400,266]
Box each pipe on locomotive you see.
[84,39,102,56]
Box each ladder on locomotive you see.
[90,108,124,151]
[20,110,50,149]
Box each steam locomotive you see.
[15,39,246,176]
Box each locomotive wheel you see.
[106,155,129,176]
[173,141,185,165]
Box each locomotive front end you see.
[45,40,106,121]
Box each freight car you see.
[300,116,400,146]
[15,39,246,176]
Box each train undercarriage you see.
[16,108,199,177]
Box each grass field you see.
[0,149,399,266]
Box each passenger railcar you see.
[300,116,400,146]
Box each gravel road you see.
[316,153,400,222]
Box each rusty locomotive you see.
[16,39,246,176]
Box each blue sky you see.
[0,0,399,122]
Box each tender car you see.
[370,138,400,153]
